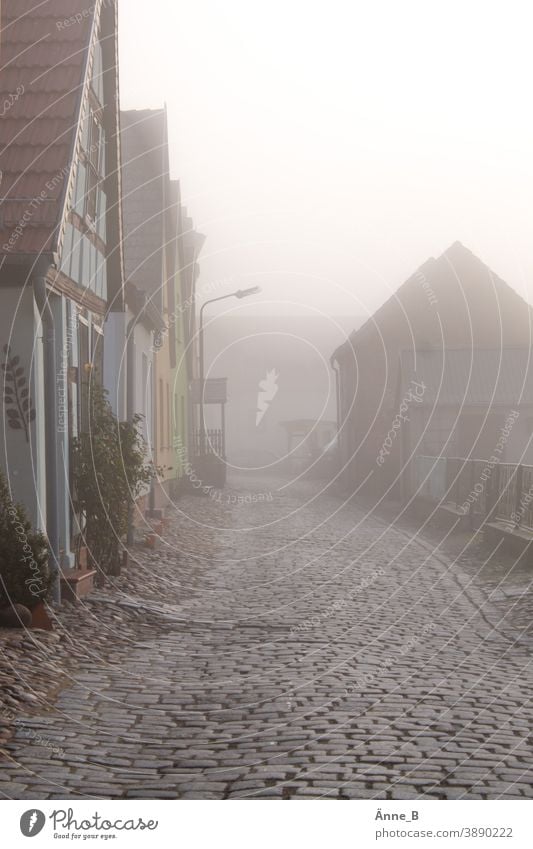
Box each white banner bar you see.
[2,799,532,848]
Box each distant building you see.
[280,418,336,458]
[280,418,336,475]
[332,242,533,498]
[203,314,359,469]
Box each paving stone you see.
[2,473,533,799]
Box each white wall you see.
[133,321,154,442]
[103,311,127,419]
[0,286,46,532]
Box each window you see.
[180,396,186,449]
[166,384,171,447]
[142,354,149,441]
[141,355,148,419]
[91,324,104,384]
[91,39,105,104]
[86,113,101,224]
[79,319,90,433]
[73,163,87,220]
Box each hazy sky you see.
[119,0,533,321]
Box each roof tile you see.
[0,0,95,254]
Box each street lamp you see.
[198,286,261,454]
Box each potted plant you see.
[0,470,51,627]
[71,381,158,581]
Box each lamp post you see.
[198,286,261,455]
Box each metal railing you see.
[413,455,533,530]
[192,428,225,457]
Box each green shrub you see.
[71,381,157,577]
[0,470,50,609]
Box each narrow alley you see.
[2,474,532,800]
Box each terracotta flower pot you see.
[30,601,54,631]
[145,533,157,549]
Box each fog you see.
[202,312,361,467]
[3,1,533,807]
[119,0,533,321]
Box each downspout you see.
[126,312,137,423]
[126,310,136,544]
[331,354,341,473]
[33,274,61,604]
[148,323,159,515]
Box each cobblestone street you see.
[2,473,533,800]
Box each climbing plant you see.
[2,345,36,443]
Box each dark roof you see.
[400,348,533,407]
[120,109,169,310]
[190,378,227,404]
[0,0,95,254]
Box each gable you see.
[56,2,124,309]
[334,242,533,363]
[58,25,109,301]
[0,1,94,255]
[0,1,124,308]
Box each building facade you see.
[120,109,205,504]
[0,0,124,591]
[332,242,533,498]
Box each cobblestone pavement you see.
[2,473,533,799]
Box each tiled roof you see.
[0,0,95,254]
